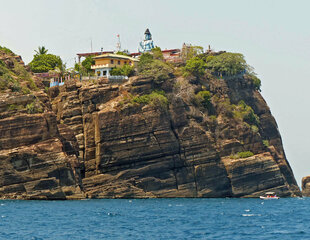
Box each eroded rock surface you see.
[302,176,310,197]
[0,50,301,199]
[0,54,83,200]
[48,73,301,198]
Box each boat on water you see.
[260,192,280,199]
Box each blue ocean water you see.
[0,198,309,240]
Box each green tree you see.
[138,52,173,83]
[29,54,63,73]
[81,56,95,73]
[194,91,212,108]
[206,52,247,76]
[151,47,163,60]
[247,73,261,91]
[184,57,207,78]
[138,53,154,72]
[116,51,130,56]
[140,60,173,84]
[233,100,260,126]
[182,45,204,61]
[110,64,134,77]
[34,46,48,56]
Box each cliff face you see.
[302,176,310,197]
[49,72,301,198]
[0,52,83,199]
[0,50,301,199]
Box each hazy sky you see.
[1,0,309,185]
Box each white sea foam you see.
[242,214,261,217]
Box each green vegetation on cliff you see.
[0,46,15,55]
[110,64,134,77]
[0,57,37,94]
[205,52,247,76]
[231,151,254,159]
[29,54,63,73]
[183,57,207,78]
[29,46,63,73]
[138,52,173,84]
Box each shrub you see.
[29,54,63,73]
[139,59,173,84]
[110,64,134,77]
[131,90,168,109]
[246,73,261,91]
[21,87,31,95]
[26,101,43,114]
[181,45,204,61]
[194,90,212,109]
[231,151,254,159]
[138,53,154,72]
[238,151,254,158]
[263,140,270,147]
[0,72,23,92]
[233,100,259,126]
[251,125,259,133]
[0,46,15,55]
[151,47,164,60]
[206,52,247,76]
[183,57,207,78]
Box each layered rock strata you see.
[302,176,310,197]
[0,50,302,199]
[48,74,301,198]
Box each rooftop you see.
[93,53,139,62]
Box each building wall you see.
[94,58,135,68]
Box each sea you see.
[0,198,309,240]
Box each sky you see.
[0,0,309,185]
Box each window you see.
[97,71,100,76]
[103,70,107,76]
[124,61,127,64]
[118,60,121,65]
[110,60,114,64]
[129,61,132,66]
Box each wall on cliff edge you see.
[49,69,301,198]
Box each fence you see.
[50,81,64,87]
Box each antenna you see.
[116,34,121,52]
[90,38,93,53]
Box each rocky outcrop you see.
[48,73,301,198]
[0,49,302,199]
[302,176,310,197]
[0,54,83,200]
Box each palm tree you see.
[35,46,48,55]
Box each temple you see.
[139,28,155,53]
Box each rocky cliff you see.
[0,50,83,199]
[302,176,310,197]
[0,49,301,199]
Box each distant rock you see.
[302,176,310,197]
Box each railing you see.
[80,75,128,84]
[108,75,128,81]
[50,81,64,87]
[81,76,101,81]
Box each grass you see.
[230,151,254,159]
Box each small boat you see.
[260,192,280,200]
